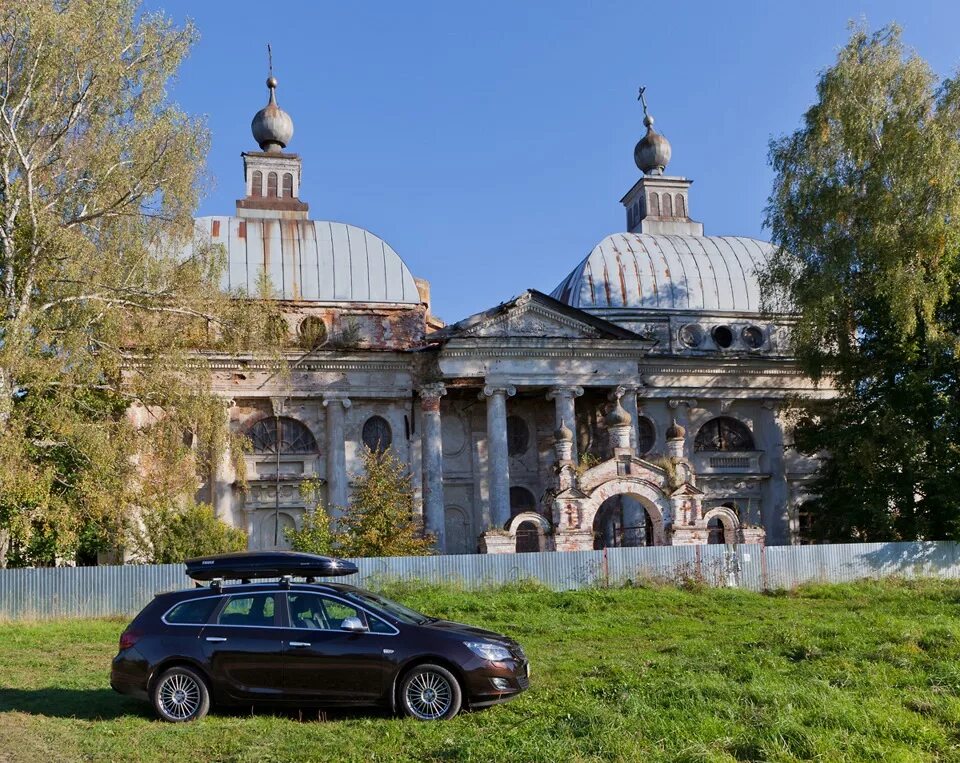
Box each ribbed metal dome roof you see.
[551,233,774,312]
[196,217,419,303]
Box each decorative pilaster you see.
[761,399,789,544]
[419,383,447,552]
[481,384,516,529]
[546,386,583,463]
[322,394,351,517]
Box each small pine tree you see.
[336,447,434,558]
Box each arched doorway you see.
[515,521,540,553]
[592,495,655,549]
[707,516,725,544]
[259,511,296,550]
[444,507,471,554]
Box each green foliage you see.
[4,580,960,760]
[129,502,246,564]
[336,447,434,558]
[763,25,960,541]
[0,1,279,564]
[284,479,336,555]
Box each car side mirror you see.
[340,617,368,633]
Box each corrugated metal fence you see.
[2,541,960,620]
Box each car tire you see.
[151,666,211,722]
[399,663,463,721]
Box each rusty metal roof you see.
[195,217,419,303]
[550,233,774,312]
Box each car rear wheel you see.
[152,666,210,722]
[400,664,462,721]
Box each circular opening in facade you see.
[506,415,529,456]
[297,316,328,349]
[712,325,734,349]
[678,323,705,348]
[741,325,764,349]
[362,415,392,452]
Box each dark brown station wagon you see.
[110,552,529,721]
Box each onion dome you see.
[251,76,294,152]
[666,418,686,440]
[634,113,672,175]
[605,400,632,428]
[554,419,574,442]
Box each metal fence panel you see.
[5,542,960,620]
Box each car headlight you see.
[464,641,512,661]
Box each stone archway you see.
[580,478,669,546]
[701,506,740,544]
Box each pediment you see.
[434,290,643,341]
[670,482,705,498]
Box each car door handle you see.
[205,637,227,642]
[289,641,311,648]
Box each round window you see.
[298,316,328,349]
[506,415,529,456]
[361,415,392,452]
[679,323,705,348]
[742,325,764,349]
[712,325,734,349]
[636,416,655,455]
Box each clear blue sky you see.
[145,1,959,323]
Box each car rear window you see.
[164,597,220,625]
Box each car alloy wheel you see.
[400,664,462,720]
[152,667,210,722]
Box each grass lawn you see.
[1,579,960,762]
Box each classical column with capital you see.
[322,394,351,518]
[546,386,583,463]
[481,384,516,529]
[419,383,447,551]
[212,397,236,524]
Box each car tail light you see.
[118,627,141,650]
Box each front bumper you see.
[463,657,530,708]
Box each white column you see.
[546,386,583,462]
[419,383,447,552]
[481,384,516,529]
[322,395,351,517]
[212,397,236,523]
[760,400,790,544]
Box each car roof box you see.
[185,551,358,582]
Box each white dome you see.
[551,233,774,313]
[195,217,419,303]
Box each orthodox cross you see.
[637,86,650,120]
[267,43,273,77]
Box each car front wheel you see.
[399,664,462,720]
[151,666,211,722]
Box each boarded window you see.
[636,416,655,455]
[282,173,293,197]
[251,170,263,197]
[506,415,529,456]
[267,172,278,198]
[675,194,686,218]
[648,192,660,217]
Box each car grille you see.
[517,675,530,690]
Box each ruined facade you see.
[199,77,829,554]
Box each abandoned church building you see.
[195,75,829,555]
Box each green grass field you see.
[2,579,960,762]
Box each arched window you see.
[662,193,674,217]
[282,173,293,198]
[636,416,655,455]
[675,194,686,218]
[648,192,661,217]
[251,170,263,198]
[267,172,278,198]
[506,415,529,456]
[694,417,754,452]
[249,416,317,454]
[509,486,537,517]
[362,415,392,452]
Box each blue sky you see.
[145,1,959,323]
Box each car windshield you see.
[346,590,432,625]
